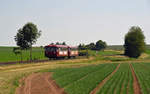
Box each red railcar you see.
[44,45,78,59]
[68,46,78,58]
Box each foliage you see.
[15,22,41,60]
[86,43,96,50]
[78,40,107,51]
[55,42,66,45]
[14,29,29,50]
[13,47,21,55]
[124,26,146,58]
[95,40,107,51]
[78,44,87,50]
[13,47,23,62]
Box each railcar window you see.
[45,47,57,52]
[70,48,77,51]
[59,47,67,51]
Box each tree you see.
[14,29,29,62]
[50,43,54,45]
[78,44,87,50]
[56,42,60,45]
[124,26,146,58]
[13,47,22,62]
[15,22,41,61]
[62,42,66,45]
[86,43,96,50]
[95,40,107,51]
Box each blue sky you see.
[0,0,150,46]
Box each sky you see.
[0,0,150,46]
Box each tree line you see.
[78,40,107,51]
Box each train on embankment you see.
[44,44,78,59]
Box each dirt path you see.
[15,73,66,94]
[90,64,120,94]
[129,64,142,94]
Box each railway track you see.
[0,59,50,66]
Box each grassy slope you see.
[0,47,47,62]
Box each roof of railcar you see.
[45,45,68,48]
[68,46,78,48]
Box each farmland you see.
[97,63,133,94]
[51,63,118,94]
[0,46,47,62]
[2,61,150,94]
[132,63,150,94]
[0,0,150,94]
[1,47,150,94]
[0,45,149,63]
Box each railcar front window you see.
[45,47,57,52]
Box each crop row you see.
[97,63,133,94]
[51,63,118,94]
[132,63,150,94]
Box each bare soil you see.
[129,64,142,94]
[15,73,66,94]
[90,64,120,94]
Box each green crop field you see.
[1,58,150,94]
[97,63,133,94]
[132,63,150,94]
[48,63,150,94]
[0,46,47,62]
[51,63,118,94]
[39,63,150,94]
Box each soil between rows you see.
[15,73,66,94]
[129,64,142,94]
[90,64,120,94]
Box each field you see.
[0,46,47,62]
[132,63,150,94]
[1,47,150,94]
[106,45,150,51]
[51,63,118,94]
[0,45,150,63]
[97,63,133,94]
